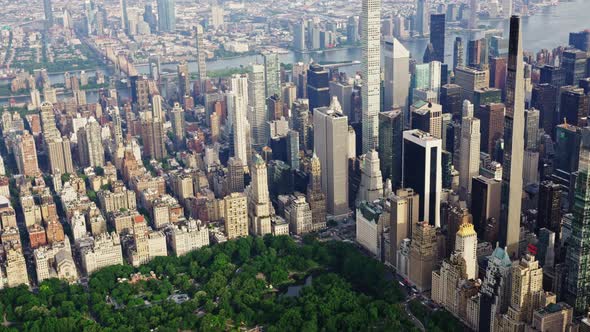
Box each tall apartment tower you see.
[306,63,330,112]
[415,0,429,37]
[263,52,281,99]
[307,154,327,231]
[15,131,40,176]
[119,0,128,32]
[227,157,245,193]
[403,130,442,227]
[565,128,590,313]
[357,150,384,203]
[459,100,481,199]
[224,192,249,239]
[455,222,478,280]
[195,24,207,85]
[229,75,250,168]
[361,0,381,153]
[383,37,410,114]
[453,37,464,71]
[44,0,53,27]
[248,65,267,150]
[157,0,176,32]
[248,154,272,236]
[77,117,104,168]
[409,221,437,291]
[313,106,349,216]
[170,103,185,143]
[506,254,544,325]
[499,16,525,258]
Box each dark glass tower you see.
[306,63,330,113]
[453,37,463,71]
[378,109,403,189]
[560,87,589,127]
[429,14,446,63]
[565,128,590,313]
[531,83,558,138]
[44,0,53,27]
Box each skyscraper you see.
[415,0,429,37]
[403,130,442,227]
[357,150,384,203]
[499,15,525,258]
[195,25,207,85]
[229,75,250,167]
[347,16,359,44]
[378,109,403,188]
[429,14,445,63]
[306,63,330,112]
[224,192,249,239]
[293,20,306,51]
[263,52,281,100]
[566,127,590,313]
[562,49,587,86]
[560,87,588,127]
[455,222,478,280]
[43,0,53,27]
[453,37,464,71]
[170,103,185,144]
[248,154,272,236]
[120,0,129,32]
[141,119,166,160]
[307,154,327,231]
[459,100,480,199]
[77,117,104,168]
[313,106,349,216]
[14,131,39,177]
[383,37,410,114]
[157,0,176,32]
[361,0,381,153]
[537,181,561,236]
[531,84,557,138]
[248,64,267,150]
[524,108,540,151]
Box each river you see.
[3,0,589,106]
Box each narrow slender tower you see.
[499,16,525,258]
[361,0,381,153]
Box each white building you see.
[169,219,210,257]
[357,149,384,204]
[80,233,123,275]
[459,100,481,199]
[285,195,313,235]
[383,37,410,114]
[455,223,478,280]
[356,201,384,257]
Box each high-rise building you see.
[248,154,272,235]
[562,49,587,86]
[313,106,349,216]
[429,14,445,63]
[415,0,429,37]
[410,101,443,139]
[227,157,245,193]
[329,79,353,117]
[177,62,190,98]
[440,84,463,120]
[361,0,381,153]
[347,16,359,44]
[357,150,383,203]
[531,84,558,138]
[489,57,507,91]
[409,221,437,291]
[263,52,281,100]
[141,119,166,160]
[524,108,540,151]
[499,16,525,258]
[77,118,104,168]
[248,64,267,150]
[459,100,480,198]
[537,181,561,236]
[476,103,505,155]
[454,66,489,102]
[455,222,478,280]
[224,192,249,239]
[294,20,306,51]
[285,194,313,235]
[505,254,544,326]
[307,154,327,231]
[306,63,330,112]
[479,245,513,331]
[383,37,410,114]
[554,123,582,191]
[157,0,176,32]
[453,37,464,71]
[378,109,403,188]
[560,87,588,127]
[403,130,442,227]
[170,103,185,144]
[14,131,39,177]
[229,75,250,167]
[569,30,590,52]
[565,128,590,313]
[195,24,207,85]
[120,0,129,32]
[43,0,53,27]
[471,175,501,237]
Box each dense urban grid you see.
[0,0,589,330]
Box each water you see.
[284,275,313,297]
